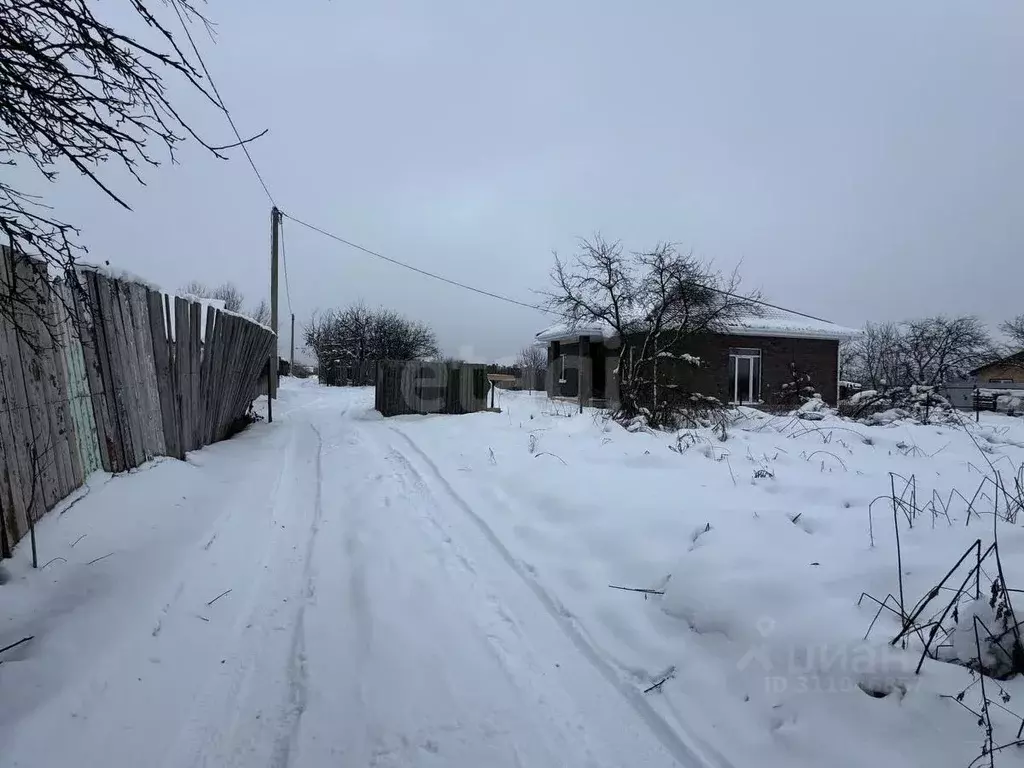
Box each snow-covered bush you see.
[838,385,958,426]
[796,395,830,421]
[657,393,725,430]
[951,595,1024,679]
[996,393,1023,416]
[770,362,818,411]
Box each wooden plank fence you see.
[0,247,276,554]
[375,361,489,417]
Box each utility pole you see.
[290,313,295,375]
[270,206,280,405]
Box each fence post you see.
[267,359,273,424]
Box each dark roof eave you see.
[969,350,1024,375]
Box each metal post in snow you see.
[267,358,273,424]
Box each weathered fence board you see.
[0,250,30,547]
[199,307,217,445]
[56,281,101,480]
[163,293,181,460]
[174,296,190,455]
[0,247,277,553]
[147,289,178,460]
[112,278,146,467]
[222,319,252,438]
[92,272,131,471]
[188,301,201,452]
[35,270,74,502]
[50,282,83,492]
[77,272,115,472]
[12,258,54,517]
[213,312,240,442]
[221,317,258,440]
[130,283,165,458]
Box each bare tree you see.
[248,299,270,327]
[211,282,244,313]
[1,1,264,341]
[845,316,999,390]
[179,280,211,299]
[303,309,338,374]
[515,344,546,370]
[303,304,440,382]
[515,345,546,391]
[178,280,272,325]
[545,235,760,426]
[898,316,997,387]
[1001,315,1024,350]
[843,321,904,390]
[336,302,374,362]
[179,281,246,313]
[370,308,439,361]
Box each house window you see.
[728,348,761,404]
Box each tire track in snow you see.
[270,423,323,768]
[385,425,733,768]
[157,422,316,768]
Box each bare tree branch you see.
[1,0,267,345]
[1001,314,1024,351]
[544,235,761,426]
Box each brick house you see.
[536,306,856,408]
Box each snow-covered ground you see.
[2,380,1024,767]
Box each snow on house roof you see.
[721,305,859,340]
[535,305,858,343]
[534,322,615,344]
[969,350,1024,375]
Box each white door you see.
[730,352,761,404]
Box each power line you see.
[171,4,277,207]
[282,212,549,314]
[281,212,842,328]
[730,295,833,325]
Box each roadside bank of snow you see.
[393,390,1024,767]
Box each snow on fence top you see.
[535,305,858,343]
[75,263,275,339]
[77,261,163,293]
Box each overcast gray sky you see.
[24,0,1024,361]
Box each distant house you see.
[535,306,857,408]
[970,351,1024,387]
[944,351,1024,409]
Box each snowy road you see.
[0,385,699,767]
